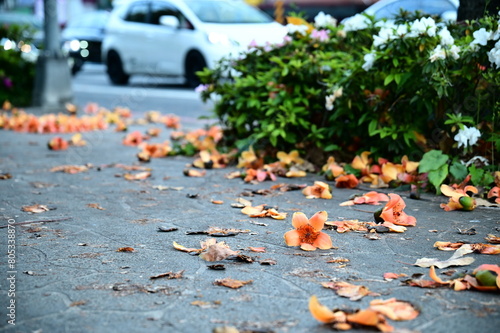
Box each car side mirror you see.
[159,15,180,28]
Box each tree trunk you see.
[457,0,500,21]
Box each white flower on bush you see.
[429,45,446,62]
[324,87,343,111]
[373,27,395,48]
[362,51,376,71]
[394,24,408,37]
[342,13,370,32]
[448,45,461,60]
[438,27,454,46]
[286,24,308,35]
[325,94,335,111]
[314,11,337,28]
[408,17,437,37]
[470,28,492,50]
[454,126,481,149]
[429,43,460,62]
[487,40,500,68]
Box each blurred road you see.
[71,64,214,123]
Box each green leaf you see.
[394,73,402,85]
[324,144,340,152]
[449,162,468,181]
[428,164,449,194]
[368,119,379,136]
[384,74,394,86]
[419,150,449,173]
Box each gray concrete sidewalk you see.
[0,120,499,333]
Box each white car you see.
[342,0,459,26]
[102,0,288,86]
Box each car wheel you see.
[71,57,84,76]
[185,51,206,88]
[106,51,129,85]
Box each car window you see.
[373,0,456,20]
[67,12,109,29]
[149,2,189,28]
[124,2,149,23]
[184,0,272,24]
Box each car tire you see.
[106,51,129,85]
[185,51,206,88]
[71,58,84,76]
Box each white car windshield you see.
[184,0,273,23]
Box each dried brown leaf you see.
[172,241,203,253]
[87,203,105,210]
[199,242,239,262]
[321,281,380,301]
[414,245,475,268]
[248,247,266,253]
[21,204,50,213]
[214,277,252,289]
[50,165,89,174]
[123,171,151,180]
[150,270,184,280]
[485,234,500,244]
[117,247,135,252]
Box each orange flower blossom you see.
[379,193,416,226]
[284,211,332,251]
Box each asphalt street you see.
[0,66,499,333]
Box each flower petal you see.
[309,211,327,231]
[313,231,333,250]
[309,295,337,323]
[292,212,309,229]
[440,184,463,201]
[300,242,317,251]
[284,229,301,247]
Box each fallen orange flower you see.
[340,191,389,206]
[351,151,372,172]
[277,150,304,166]
[380,162,404,184]
[322,156,344,180]
[122,131,148,146]
[237,146,262,169]
[440,183,478,211]
[138,142,171,158]
[335,174,359,188]
[69,133,87,146]
[302,181,332,199]
[433,241,500,255]
[243,168,276,183]
[162,114,180,129]
[47,137,68,150]
[309,296,418,332]
[284,211,332,251]
[379,194,416,226]
[487,186,500,204]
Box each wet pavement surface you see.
[0,111,499,333]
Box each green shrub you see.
[198,11,500,167]
[0,23,37,107]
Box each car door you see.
[120,1,151,73]
[143,0,194,76]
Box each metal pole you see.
[32,0,73,111]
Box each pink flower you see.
[311,29,330,42]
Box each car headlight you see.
[207,32,236,46]
[63,39,81,52]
